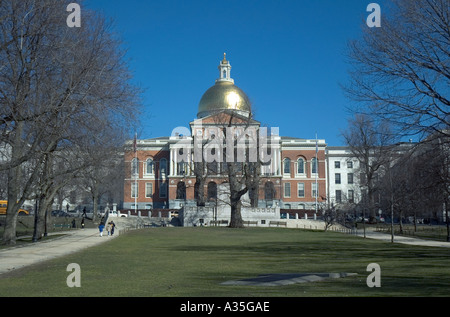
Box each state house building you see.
[123,55,327,220]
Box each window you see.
[335,190,342,203]
[297,183,305,198]
[283,158,291,174]
[265,182,275,200]
[335,173,341,184]
[312,183,318,198]
[160,182,167,198]
[348,190,354,203]
[311,158,318,174]
[347,161,353,169]
[297,158,305,174]
[145,204,152,210]
[176,182,186,200]
[145,158,154,175]
[145,183,153,198]
[335,161,340,168]
[131,158,139,176]
[284,183,291,198]
[348,173,354,184]
[207,182,217,201]
[160,158,167,175]
[178,161,188,176]
[131,182,138,198]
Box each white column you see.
[169,148,175,176]
[174,148,178,176]
[277,147,281,176]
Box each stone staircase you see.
[106,215,179,234]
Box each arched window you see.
[160,158,167,175]
[176,182,186,200]
[311,158,318,174]
[297,158,305,174]
[223,70,227,78]
[265,181,275,201]
[207,182,217,201]
[131,158,139,176]
[283,158,291,174]
[146,158,154,175]
[177,161,188,176]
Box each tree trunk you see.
[33,194,52,242]
[92,180,100,222]
[229,196,244,228]
[399,210,404,234]
[2,121,23,245]
[445,199,449,242]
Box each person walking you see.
[110,221,116,236]
[98,222,105,237]
[107,222,112,236]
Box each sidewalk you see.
[355,228,450,248]
[0,228,118,275]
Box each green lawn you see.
[1,227,450,297]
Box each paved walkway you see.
[355,228,450,248]
[0,228,118,275]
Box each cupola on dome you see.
[197,54,251,118]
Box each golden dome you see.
[197,54,251,118]
[197,81,251,118]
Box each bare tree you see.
[344,0,449,141]
[0,0,141,245]
[192,111,262,228]
[377,136,449,241]
[341,113,397,222]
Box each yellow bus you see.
[0,200,30,216]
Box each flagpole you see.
[134,132,137,215]
[315,132,318,215]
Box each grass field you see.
[1,227,450,297]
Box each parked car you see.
[51,210,70,217]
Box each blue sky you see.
[84,0,381,146]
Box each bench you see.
[53,224,71,229]
[243,221,258,226]
[269,221,287,227]
[210,220,229,226]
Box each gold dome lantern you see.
[197,54,251,118]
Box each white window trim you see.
[312,183,318,198]
[144,158,155,177]
[131,158,139,177]
[295,158,306,178]
[145,182,153,198]
[311,158,319,176]
[297,182,305,198]
[283,158,291,176]
[284,182,291,198]
[131,182,138,198]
